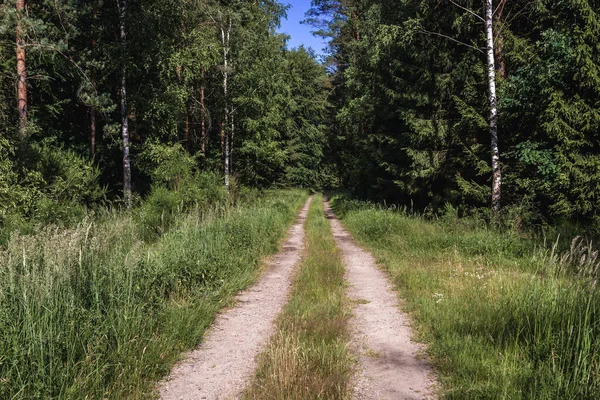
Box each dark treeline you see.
[2,0,600,232]
[0,0,330,226]
[312,0,600,229]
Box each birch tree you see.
[484,0,500,213]
[446,0,501,212]
[200,67,206,154]
[219,12,232,191]
[118,0,132,206]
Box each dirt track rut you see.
[325,200,438,400]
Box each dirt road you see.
[158,196,436,399]
[158,196,312,400]
[325,201,438,400]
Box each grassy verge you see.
[332,195,600,399]
[245,194,353,399]
[0,189,307,399]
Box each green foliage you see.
[0,0,328,215]
[139,142,198,190]
[500,0,600,222]
[28,142,105,218]
[0,140,105,243]
[312,0,600,230]
[282,48,331,189]
[136,143,228,239]
[136,171,227,240]
[0,137,21,215]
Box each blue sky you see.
[278,0,328,57]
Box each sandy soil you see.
[325,201,438,400]
[158,196,312,400]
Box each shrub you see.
[135,143,228,239]
[29,141,106,208]
[0,140,105,242]
[136,171,228,239]
[138,142,196,191]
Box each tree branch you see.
[449,0,484,22]
[418,29,484,54]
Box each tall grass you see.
[0,189,307,399]
[246,194,353,399]
[332,194,600,399]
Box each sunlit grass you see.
[332,195,600,399]
[0,189,307,399]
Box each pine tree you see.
[15,0,26,140]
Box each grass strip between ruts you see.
[245,194,353,399]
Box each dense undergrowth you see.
[246,194,353,399]
[332,195,600,399]
[0,186,307,399]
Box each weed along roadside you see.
[0,190,307,399]
[331,194,600,399]
[245,194,354,399]
[159,195,312,400]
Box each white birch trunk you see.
[225,128,230,189]
[230,111,234,178]
[118,0,132,207]
[221,16,231,191]
[201,67,206,154]
[485,0,501,213]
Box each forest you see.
[314,0,600,231]
[1,0,600,398]
[0,0,331,236]
[0,0,599,230]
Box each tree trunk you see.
[494,0,507,79]
[185,110,190,151]
[220,121,225,155]
[224,124,230,189]
[90,107,96,157]
[201,67,206,155]
[220,16,231,191]
[121,69,132,207]
[230,111,234,179]
[118,0,132,207]
[90,8,98,158]
[353,10,361,41]
[16,0,27,140]
[485,0,501,213]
